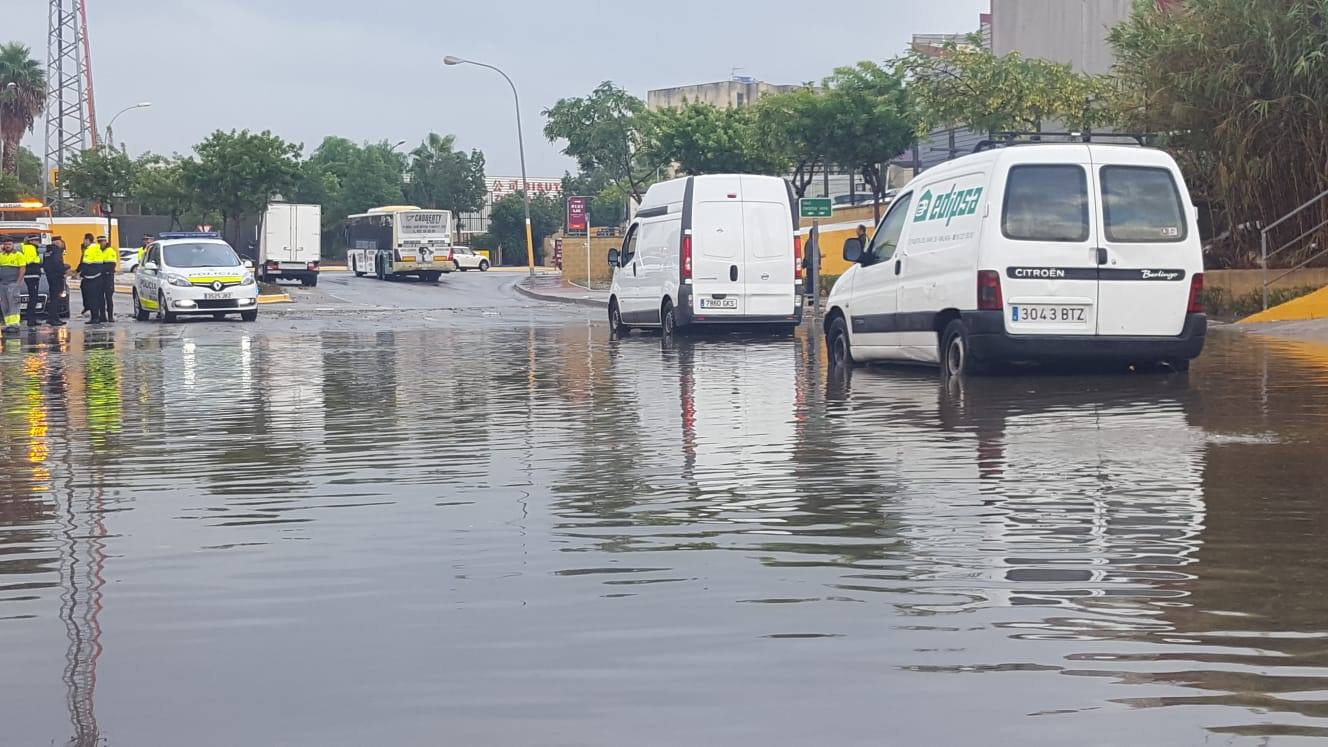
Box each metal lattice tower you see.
[44,0,98,215]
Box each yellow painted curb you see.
[1239,286,1328,324]
[258,294,292,305]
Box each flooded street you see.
[3,288,1328,744]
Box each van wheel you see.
[827,316,854,367]
[942,319,985,377]
[660,300,677,336]
[609,300,629,337]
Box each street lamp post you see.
[105,102,152,154]
[443,55,536,277]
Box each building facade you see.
[457,176,563,239]
[647,77,801,111]
[990,0,1134,75]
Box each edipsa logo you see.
[914,184,983,226]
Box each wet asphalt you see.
[2,271,1328,745]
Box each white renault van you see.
[824,142,1207,374]
[608,174,804,334]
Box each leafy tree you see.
[561,169,627,228]
[134,154,193,228]
[755,86,837,197]
[543,82,659,203]
[821,62,917,221]
[488,192,561,265]
[643,101,789,176]
[0,171,22,202]
[63,147,136,211]
[295,137,406,257]
[1110,0,1328,266]
[406,133,487,230]
[181,130,302,246]
[0,43,45,176]
[896,33,1113,135]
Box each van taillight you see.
[1187,273,1204,313]
[794,235,803,280]
[682,234,693,280]
[978,270,1003,311]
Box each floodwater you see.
[2,322,1327,745]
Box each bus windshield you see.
[164,243,241,268]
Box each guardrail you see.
[1262,188,1328,309]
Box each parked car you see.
[119,248,140,273]
[607,173,803,335]
[451,246,490,271]
[825,143,1206,375]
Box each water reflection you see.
[0,324,1327,743]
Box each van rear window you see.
[1101,166,1187,242]
[1001,165,1089,242]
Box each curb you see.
[516,280,609,309]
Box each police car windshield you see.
[163,243,240,268]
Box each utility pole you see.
[45,0,97,215]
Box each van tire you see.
[660,299,677,336]
[942,319,985,376]
[827,316,854,367]
[609,300,629,337]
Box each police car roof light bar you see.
[158,231,221,239]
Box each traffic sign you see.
[799,197,833,218]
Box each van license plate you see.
[1011,305,1087,323]
[204,292,232,300]
[700,298,738,310]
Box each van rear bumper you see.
[964,311,1207,362]
[676,286,804,327]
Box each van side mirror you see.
[607,248,620,267]
[843,237,865,264]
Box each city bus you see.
[345,206,456,282]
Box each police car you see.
[132,233,260,322]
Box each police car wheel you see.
[133,291,149,321]
[241,310,258,322]
[159,294,178,323]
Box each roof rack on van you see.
[973,131,1159,153]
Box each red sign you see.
[566,196,589,236]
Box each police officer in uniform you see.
[0,238,27,335]
[137,234,153,270]
[79,234,106,324]
[43,236,68,326]
[97,235,116,322]
[21,235,43,327]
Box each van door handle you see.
[894,259,902,275]
[632,263,638,277]
[730,265,738,282]
[1096,247,1108,266]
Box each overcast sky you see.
[9,0,988,177]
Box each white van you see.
[607,174,804,334]
[825,143,1207,374]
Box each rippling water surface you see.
[2,323,1328,745]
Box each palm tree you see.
[0,43,46,177]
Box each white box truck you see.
[258,203,322,286]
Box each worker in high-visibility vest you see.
[136,235,153,270]
[78,234,107,324]
[97,235,116,322]
[0,238,28,334]
[20,236,42,327]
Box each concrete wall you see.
[556,234,623,287]
[990,0,1133,74]
[647,81,801,111]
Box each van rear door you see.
[690,177,747,318]
[294,204,321,264]
[738,175,795,317]
[264,205,295,263]
[1092,150,1194,337]
[995,148,1101,337]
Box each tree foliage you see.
[896,33,1113,135]
[489,192,562,265]
[754,86,837,197]
[820,62,918,219]
[543,82,659,202]
[0,171,22,202]
[642,101,789,176]
[295,137,406,256]
[1110,0,1328,266]
[561,169,627,228]
[406,133,487,222]
[134,154,195,228]
[63,147,136,210]
[0,43,45,176]
[181,130,302,242]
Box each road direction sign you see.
[799,198,833,218]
